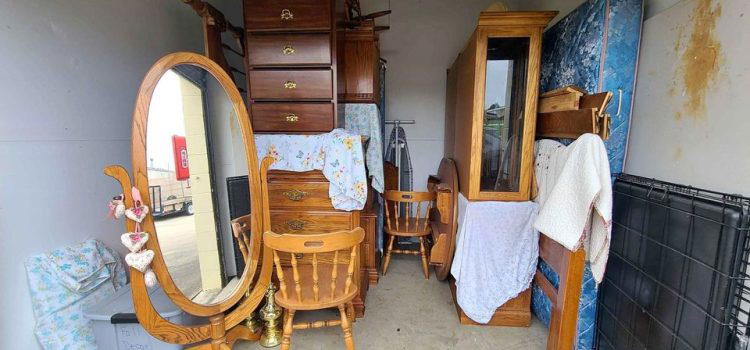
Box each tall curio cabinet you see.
[445,11,556,201]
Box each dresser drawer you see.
[244,0,331,32]
[270,210,354,234]
[267,181,334,209]
[247,34,331,66]
[249,70,332,100]
[252,103,334,132]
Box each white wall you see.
[361,0,502,190]
[625,0,750,195]
[0,1,211,348]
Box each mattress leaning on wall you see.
[531,0,644,349]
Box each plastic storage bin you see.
[83,285,187,350]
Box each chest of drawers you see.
[244,0,342,133]
[266,170,372,317]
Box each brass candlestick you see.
[245,291,262,333]
[259,284,282,347]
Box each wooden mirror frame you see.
[104,52,272,349]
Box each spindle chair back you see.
[263,228,365,350]
[231,214,252,262]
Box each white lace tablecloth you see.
[255,129,368,211]
[343,103,384,193]
[451,194,540,323]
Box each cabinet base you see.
[449,279,531,327]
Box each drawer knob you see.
[284,113,299,123]
[282,44,296,55]
[283,81,297,89]
[286,219,308,231]
[280,9,294,20]
[282,189,308,200]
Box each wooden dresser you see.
[244,0,343,133]
[266,170,374,317]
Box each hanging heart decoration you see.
[121,232,149,253]
[125,250,155,273]
[125,186,149,224]
[144,268,158,288]
[125,205,150,223]
[107,194,126,219]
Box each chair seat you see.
[384,217,432,237]
[275,264,358,310]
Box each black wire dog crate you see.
[596,174,750,350]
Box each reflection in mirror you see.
[481,37,530,192]
[146,64,249,305]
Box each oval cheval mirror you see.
[106,52,273,349]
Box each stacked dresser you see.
[243,0,374,316]
[244,0,342,133]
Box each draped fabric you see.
[344,103,385,194]
[451,194,540,323]
[255,129,368,211]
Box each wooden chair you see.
[382,190,437,279]
[263,228,365,350]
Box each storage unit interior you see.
[5,0,750,350]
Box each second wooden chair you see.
[382,190,436,279]
[263,227,365,350]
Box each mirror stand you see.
[102,51,274,350]
[104,165,268,349]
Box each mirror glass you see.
[480,37,530,192]
[146,64,249,305]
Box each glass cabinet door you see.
[480,37,530,193]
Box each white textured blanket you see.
[533,134,613,283]
[451,194,539,323]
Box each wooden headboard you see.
[531,88,597,348]
[536,236,586,350]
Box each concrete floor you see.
[237,255,548,350]
[155,214,201,297]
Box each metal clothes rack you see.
[384,119,415,191]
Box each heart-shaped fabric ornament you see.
[125,205,149,223]
[121,232,149,253]
[144,268,158,288]
[125,250,154,273]
[114,203,126,219]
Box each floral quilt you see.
[255,129,368,211]
[25,239,127,349]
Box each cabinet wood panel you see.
[248,70,333,100]
[251,103,334,132]
[247,34,331,66]
[244,0,331,31]
[266,180,334,209]
[269,210,353,235]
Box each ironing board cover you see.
[255,129,368,211]
[25,239,127,349]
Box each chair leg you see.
[382,235,395,275]
[419,237,429,280]
[346,302,356,322]
[338,304,355,350]
[281,309,295,350]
